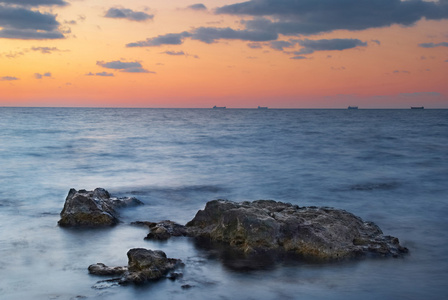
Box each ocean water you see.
[0,107,447,300]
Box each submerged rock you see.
[58,188,143,227]
[89,248,183,284]
[133,220,187,240]
[184,200,408,260]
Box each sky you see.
[0,0,448,108]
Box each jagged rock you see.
[88,263,127,276]
[184,200,408,260]
[58,188,142,227]
[89,248,183,284]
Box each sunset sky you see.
[1,0,448,108]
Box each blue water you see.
[0,108,447,299]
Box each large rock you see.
[58,188,142,227]
[88,248,183,284]
[185,200,408,260]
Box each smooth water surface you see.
[0,108,447,299]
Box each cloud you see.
[188,4,207,11]
[122,67,155,73]
[191,26,277,43]
[0,28,64,39]
[1,50,25,58]
[31,46,62,54]
[1,76,19,81]
[162,51,186,56]
[0,0,68,6]
[216,0,448,36]
[126,32,192,47]
[0,5,64,40]
[418,42,448,48]
[97,60,142,69]
[86,72,114,77]
[290,55,307,60]
[392,70,410,74]
[96,60,152,73]
[127,0,443,49]
[296,38,367,55]
[269,40,295,51]
[34,72,52,79]
[104,7,154,22]
[400,92,441,97]
[161,50,199,58]
[247,42,262,49]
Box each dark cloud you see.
[371,40,381,45]
[296,38,367,55]
[105,8,154,22]
[419,42,448,48]
[0,5,64,40]
[126,32,192,47]
[188,3,207,11]
[217,0,448,36]
[0,28,64,39]
[127,26,278,47]
[96,60,152,73]
[0,6,60,30]
[1,76,19,81]
[0,0,68,6]
[269,40,295,51]
[191,26,277,43]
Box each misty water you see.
[0,107,447,299]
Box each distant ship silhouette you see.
[347,106,358,109]
[213,106,226,109]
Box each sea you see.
[0,107,447,300]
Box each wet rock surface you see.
[89,248,183,284]
[184,200,408,260]
[58,188,142,227]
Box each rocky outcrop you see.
[88,263,127,276]
[58,188,142,227]
[88,248,183,284]
[184,200,408,260]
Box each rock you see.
[122,248,183,284]
[185,200,408,260]
[58,188,143,227]
[88,263,127,276]
[135,220,187,240]
[89,248,183,284]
